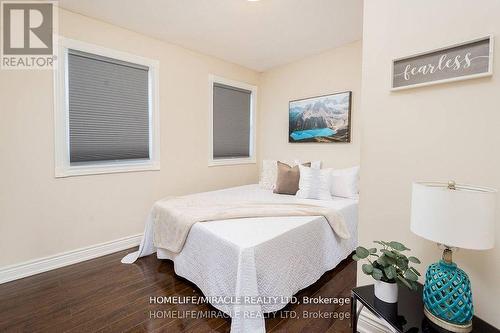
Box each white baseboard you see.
[358,307,393,333]
[0,234,142,284]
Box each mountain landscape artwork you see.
[289,91,352,143]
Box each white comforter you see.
[122,184,358,333]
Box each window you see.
[54,38,160,177]
[209,75,256,166]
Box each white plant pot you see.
[374,280,398,303]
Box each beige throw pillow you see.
[273,161,311,195]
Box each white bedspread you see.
[122,185,358,333]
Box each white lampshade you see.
[411,181,497,250]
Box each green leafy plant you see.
[352,241,421,291]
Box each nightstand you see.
[350,284,498,333]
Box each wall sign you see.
[391,36,493,91]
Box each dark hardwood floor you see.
[0,249,356,332]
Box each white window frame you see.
[54,38,160,178]
[208,75,257,167]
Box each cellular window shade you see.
[68,49,150,163]
[213,83,251,159]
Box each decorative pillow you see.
[296,165,333,200]
[330,166,360,199]
[273,161,311,195]
[259,160,279,190]
[259,159,320,189]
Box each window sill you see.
[208,157,256,167]
[55,160,160,178]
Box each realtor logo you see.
[1,1,57,69]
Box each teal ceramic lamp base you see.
[423,248,473,333]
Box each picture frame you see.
[288,91,352,143]
[391,35,494,91]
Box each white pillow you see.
[330,166,360,199]
[259,159,322,190]
[296,165,332,200]
[259,160,279,190]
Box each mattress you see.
[124,184,358,333]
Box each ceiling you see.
[59,0,363,72]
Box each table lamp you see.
[410,181,497,333]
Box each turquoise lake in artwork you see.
[290,128,336,141]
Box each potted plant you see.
[353,241,421,303]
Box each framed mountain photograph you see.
[288,91,352,143]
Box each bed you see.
[123,184,358,333]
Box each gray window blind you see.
[213,83,252,159]
[68,49,150,163]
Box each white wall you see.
[0,9,259,267]
[258,41,362,169]
[359,0,500,326]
